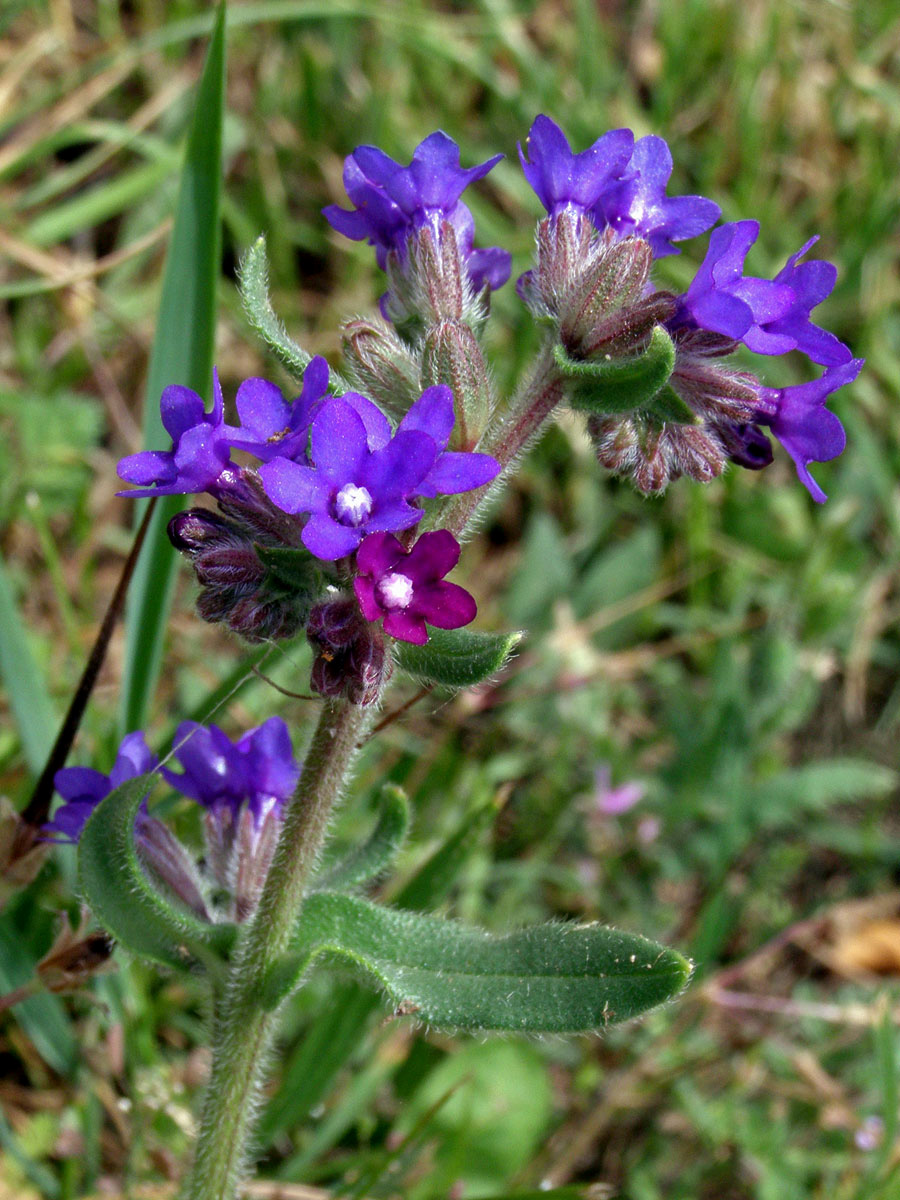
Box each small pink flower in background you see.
[592,764,645,816]
[637,816,661,844]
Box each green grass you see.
[1,1,899,1196]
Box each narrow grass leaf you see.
[0,553,56,774]
[120,4,226,734]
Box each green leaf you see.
[119,4,227,734]
[315,784,410,892]
[266,892,691,1031]
[239,236,313,384]
[0,553,56,773]
[395,627,523,689]
[555,325,679,418]
[77,774,237,971]
[239,236,348,391]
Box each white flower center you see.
[377,572,414,610]
[334,483,373,526]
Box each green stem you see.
[440,341,564,539]
[183,337,562,1198]
[183,698,373,1200]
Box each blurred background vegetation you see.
[1,1,900,1197]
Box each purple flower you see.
[594,135,720,257]
[258,388,498,561]
[162,717,300,827]
[227,356,330,462]
[44,732,157,843]
[518,115,634,221]
[117,370,238,499]
[759,238,853,366]
[395,385,500,497]
[753,357,864,502]
[354,530,476,645]
[323,131,510,293]
[673,221,794,346]
[674,222,851,365]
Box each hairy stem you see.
[440,341,564,539]
[183,698,373,1200]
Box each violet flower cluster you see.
[45,720,300,922]
[117,115,862,711]
[119,355,499,703]
[515,115,862,500]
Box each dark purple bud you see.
[307,597,387,706]
[716,421,774,470]
[168,499,317,643]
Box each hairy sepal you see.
[264,891,692,1030]
[395,627,523,689]
[78,774,237,971]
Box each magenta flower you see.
[323,131,510,294]
[592,765,645,816]
[353,530,476,645]
[117,370,238,498]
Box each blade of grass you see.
[119,2,226,735]
[0,553,56,775]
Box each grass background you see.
[1,1,900,1196]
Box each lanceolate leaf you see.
[78,774,236,971]
[265,892,691,1031]
[555,325,678,419]
[315,784,410,892]
[239,236,313,384]
[396,627,523,689]
[120,5,226,734]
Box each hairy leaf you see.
[240,236,347,391]
[78,775,236,971]
[396,627,523,689]
[266,892,691,1030]
[315,784,410,892]
[555,325,679,419]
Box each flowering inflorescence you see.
[117,114,862,708]
[514,116,862,500]
[45,720,300,922]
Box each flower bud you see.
[341,317,423,419]
[421,320,495,449]
[169,504,317,644]
[136,812,210,921]
[307,597,387,706]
